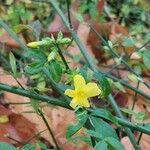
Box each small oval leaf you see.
[9,52,17,77]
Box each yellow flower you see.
[65,74,101,109]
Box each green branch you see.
[38,109,60,150]
[106,74,150,100]
[108,95,140,150]
[0,82,150,136]
[0,19,28,52]
[0,83,71,109]
[1,17,149,101]
[89,24,150,89]
[48,0,140,149]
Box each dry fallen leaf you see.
[0,105,36,145]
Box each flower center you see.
[75,89,86,99]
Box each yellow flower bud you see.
[27,41,40,48]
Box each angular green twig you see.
[0,19,28,52]
[89,24,150,89]
[1,17,149,101]
[38,109,60,150]
[0,83,71,109]
[47,0,140,149]
[0,83,150,136]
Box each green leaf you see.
[31,20,42,41]
[127,74,138,83]
[57,31,63,40]
[121,108,136,115]
[6,0,13,5]
[66,111,88,139]
[89,3,98,19]
[0,142,16,150]
[80,66,93,82]
[86,129,102,139]
[25,62,44,75]
[114,82,126,93]
[38,142,51,150]
[122,37,136,47]
[75,13,84,22]
[105,137,125,150]
[94,141,108,150]
[144,123,150,130]
[9,52,17,77]
[121,108,148,123]
[143,50,150,70]
[73,54,82,63]
[48,60,63,82]
[77,136,92,146]
[94,72,111,98]
[134,112,148,123]
[47,50,57,61]
[37,78,46,91]
[134,65,142,75]
[25,50,46,60]
[13,24,30,34]
[21,144,36,150]
[90,117,119,140]
[91,109,118,125]
[31,99,40,114]
[0,19,28,52]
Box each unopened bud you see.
[27,41,40,48]
[57,38,71,45]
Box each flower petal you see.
[79,99,90,108]
[70,98,90,109]
[74,74,86,89]
[84,83,101,97]
[65,89,75,97]
[70,99,78,109]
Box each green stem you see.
[1,8,148,100]
[0,82,150,136]
[48,0,150,100]
[108,95,141,150]
[14,77,25,90]
[6,136,24,145]
[25,129,47,144]
[137,132,143,144]
[89,24,150,89]
[132,81,140,110]
[6,102,30,105]
[0,19,28,52]
[116,118,150,135]
[0,83,71,109]
[66,50,150,100]
[43,67,70,104]
[19,129,47,149]
[38,109,60,150]
[1,4,149,100]
[105,64,120,75]
[66,0,72,28]
[128,39,150,58]
[106,73,150,100]
[48,1,140,149]
[56,44,70,70]
[0,2,149,148]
